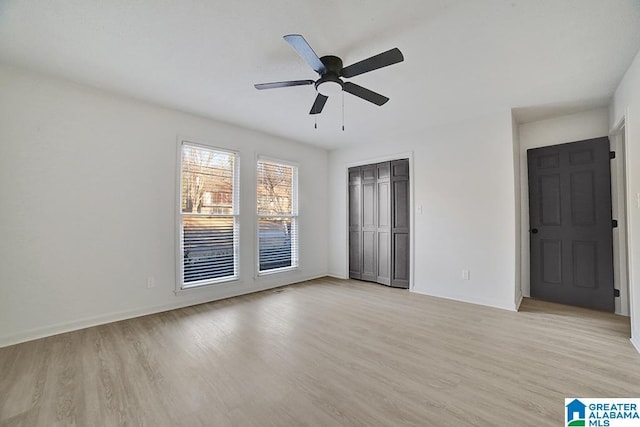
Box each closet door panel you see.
[360,165,378,282]
[376,162,391,285]
[391,159,410,288]
[348,167,362,279]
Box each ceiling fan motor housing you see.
[320,55,343,75]
[316,55,344,96]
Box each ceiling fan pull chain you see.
[342,91,345,131]
[314,116,317,129]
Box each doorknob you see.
[530,228,539,234]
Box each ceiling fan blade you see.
[343,82,389,106]
[309,93,328,115]
[284,34,327,74]
[341,48,404,78]
[254,80,314,90]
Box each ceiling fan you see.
[255,34,404,115]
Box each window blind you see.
[180,143,239,287]
[256,160,298,273]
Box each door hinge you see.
[612,219,618,228]
[610,151,616,159]
[614,289,620,297]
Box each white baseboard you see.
[631,336,640,355]
[327,272,349,279]
[0,274,327,348]
[0,301,195,349]
[410,288,518,312]
[283,274,328,285]
[515,294,524,311]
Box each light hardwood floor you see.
[1,277,639,426]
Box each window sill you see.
[256,266,299,277]
[175,276,239,295]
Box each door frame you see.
[610,117,631,316]
[343,151,415,290]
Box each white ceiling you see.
[1,0,639,149]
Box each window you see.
[257,158,298,274]
[178,142,239,289]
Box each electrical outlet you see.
[147,277,155,288]
[461,270,470,280]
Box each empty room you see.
[2,1,640,425]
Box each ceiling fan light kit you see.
[316,79,343,96]
[316,80,342,97]
[255,34,404,119]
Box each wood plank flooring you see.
[1,277,639,426]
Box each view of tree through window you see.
[180,144,238,287]
[257,160,298,273]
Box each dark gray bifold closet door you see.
[348,159,409,288]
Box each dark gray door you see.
[391,159,410,289]
[527,137,614,311]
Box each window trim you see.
[255,156,299,277]
[175,138,240,293]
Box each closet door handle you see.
[530,228,539,234]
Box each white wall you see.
[517,108,613,305]
[328,110,518,311]
[611,47,640,352]
[0,64,329,347]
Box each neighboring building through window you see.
[257,158,298,274]
[179,142,239,288]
